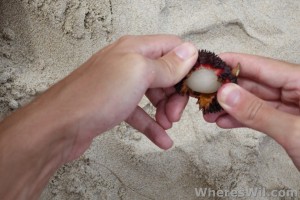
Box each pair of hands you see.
[1,35,300,199]
[96,35,300,170]
[63,35,300,170]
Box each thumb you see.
[149,42,198,88]
[217,83,298,143]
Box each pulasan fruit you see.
[175,50,240,114]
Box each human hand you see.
[0,35,198,199]
[204,53,300,170]
[47,35,198,161]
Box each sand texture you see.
[1,0,300,199]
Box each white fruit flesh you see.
[186,67,221,93]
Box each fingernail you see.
[174,43,196,60]
[218,84,240,108]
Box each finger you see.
[203,110,226,123]
[146,88,167,107]
[204,100,300,124]
[267,101,300,115]
[146,87,175,108]
[203,110,243,128]
[115,35,183,59]
[165,93,189,122]
[238,78,280,100]
[164,87,176,97]
[204,77,282,123]
[146,88,187,124]
[215,114,244,129]
[145,88,173,129]
[217,83,299,143]
[148,42,198,88]
[219,53,299,88]
[126,106,173,150]
[155,99,172,129]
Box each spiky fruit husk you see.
[175,50,239,114]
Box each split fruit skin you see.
[175,50,240,114]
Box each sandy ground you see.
[1,0,300,199]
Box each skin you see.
[0,35,300,199]
[204,53,300,171]
[0,35,198,199]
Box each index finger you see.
[114,35,183,59]
[219,52,299,88]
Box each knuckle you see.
[123,53,151,83]
[124,53,144,70]
[128,53,147,69]
[245,99,264,123]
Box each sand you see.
[1,0,300,199]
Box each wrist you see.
[0,87,78,199]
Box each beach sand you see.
[1,0,300,199]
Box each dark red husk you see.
[175,49,238,114]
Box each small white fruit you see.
[186,67,221,93]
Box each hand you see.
[0,35,198,199]
[58,35,197,159]
[204,53,300,170]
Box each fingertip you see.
[149,42,198,88]
[155,112,172,129]
[157,133,174,150]
[203,114,216,123]
[174,42,198,60]
[217,83,241,111]
[145,124,173,150]
[125,106,174,150]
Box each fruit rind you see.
[175,50,240,114]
